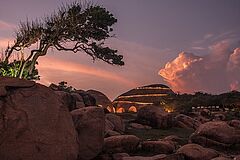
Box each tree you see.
[2,1,124,79]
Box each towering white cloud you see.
[159,41,240,94]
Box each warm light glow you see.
[164,107,174,113]
[136,87,171,90]
[117,94,168,99]
[128,106,137,112]
[113,101,154,105]
[116,107,125,113]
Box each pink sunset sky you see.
[0,0,240,99]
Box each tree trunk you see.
[28,44,51,75]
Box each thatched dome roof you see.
[113,84,175,112]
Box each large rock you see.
[136,105,173,129]
[87,90,112,109]
[228,119,240,129]
[0,77,35,96]
[55,91,77,111]
[141,140,176,154]
[103,135,140,153]
[71,92,85,108]
[211,157,232,160]
[213,114,226,121]
[177,144,218,160]
[200,109,212,119]
[105,113,125,133]
[175,114,201,130]
[76,90,96,107]
[71,107,105,160]
[122,154,185,160]
[129,122,152,130]
[163,135,185,145]
[235,155,240,160]
[0,77,79,160]
[190,121,240,148]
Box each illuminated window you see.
[128,106,137,112]
[116,107,125,113]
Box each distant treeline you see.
[165,91,240,112]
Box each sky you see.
[0,0,240,99]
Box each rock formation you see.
[136,105,173,129]
[0,77,79,160]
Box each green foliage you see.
[3,1,123,80]
[58,81,76,92]
[0,61,39,80]
[49,81,76,93]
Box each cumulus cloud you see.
[159,40,240,94]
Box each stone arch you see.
[128,106,137,112]
[116,107,125,113]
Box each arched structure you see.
[113,84,175,113]
[116,107,125,113]
[128,106,137,112]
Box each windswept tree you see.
[1,1,124,79]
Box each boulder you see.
[211,157,232,160]
[0,77,35,96]
[190,121,240,148]
[0,77,79,160]
[122,153,185,160]
[195,115,211,123]
[105,119,115,132]
[214,114,226,121]
[93,154,112,160]
[177,144,219,160]
[55,91,76,111]
[71,92,85,108]
[122,154,166,160]
[141,140,176,154]
[129,123,152,130]
[163,135,185,145]
[87,90,112,109]
[175,114,201,130]
[200,109,212,119]
[105,130,121,137]
[106,113,125,133]
[228,119,240,129]
[76,90,96,107]
[103,135,140,153]
[71,107,105,160]
[112,153,130,160]
[136,105,173,129]
[235,155,240,160]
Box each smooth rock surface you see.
[0,78,79,160]
[177,144,218,160]
[137,105,173,129]
[71,107,105,160]
[103,135,140,153]
[190,121,240,148]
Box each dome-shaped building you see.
[113,84,175,113]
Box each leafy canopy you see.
[1,1,124,79]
